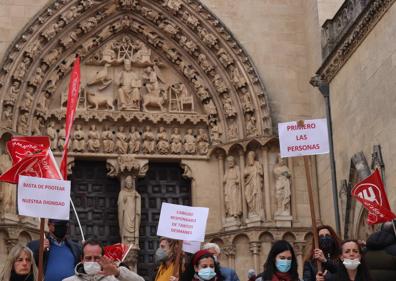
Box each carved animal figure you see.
[86,89,114,110]
[142,90,167,111]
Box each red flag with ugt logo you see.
[59,56,81,179]
[104,243,130,262]
[0,136,62,183]
[351,168,396,224]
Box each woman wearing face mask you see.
[316,240,372,281]
[261,240,299,281]
[181,250,223,281]
[155,237,184,281]
[0,244,38,281]
[303,225,341,281]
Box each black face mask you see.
[319,236,334,255]
[53,224,67,239]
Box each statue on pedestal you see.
[118,175,141,245]
[223,156,242,218]
[244,151,264,218]
[273,156,291,216]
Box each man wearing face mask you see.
[63,239,145,281]
[27,219,81,281]
[202,243,240,281]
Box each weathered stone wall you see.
[324,2,396,238]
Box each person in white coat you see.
[63,239,144,281]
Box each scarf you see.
[271,272,292,281]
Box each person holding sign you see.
[27,219,81,281]
[181,249,223,281]
[303,225,341,281]
[63,239,144,281]
[0,245,38,281]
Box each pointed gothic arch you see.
[0,0,273,147]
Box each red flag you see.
[352,169,396,224]
[7,136,50,164]
[60,56,81,179]
[0,137,62,183]
[104,243,130,262]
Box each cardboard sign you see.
[18,176,71,220]
[278,118,329,158]
[157,203,209,242]
[182,240,201,254]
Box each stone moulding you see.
[315,0,396,83]
[0,0,273,145]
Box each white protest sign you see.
[157,202,209,242]
[278,118,329,158]
[18,175,71,220]
[182,240,201,254]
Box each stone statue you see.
[0,153,16,214]
[244,151,264,218]
[102,125,115,153]
[209,122,222,144]
[2,105,13,128]
[57,125,66,151]
[223,156,242,218]
[128,127,141,154]
[246,113,258,136]
[87,124,101,152]
[118,59,142,110]
[196,128,209,155]
[18,112,29,134]
[142,126,156,154]
[229,65,247,89]
[157,127,170,154]
[273,156,291,216]
[170,128,182,154]
[20,87,35,112]
[115,126,129,154]
[118,175,141,245]
[72,124,85,152]
[222,93,236,118]
[142,66,165,111]
[183,129,196,154]
[47,121,58,151]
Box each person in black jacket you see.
[365,220,396,281]
[27,219,81,281]
[303,225,341,281]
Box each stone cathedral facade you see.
[0,0,396,279]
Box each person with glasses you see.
[63,239,144,281]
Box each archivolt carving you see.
[0,0,273,149]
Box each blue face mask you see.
[198,267,216,280]
[275,259,292,273]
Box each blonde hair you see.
[0,244,38,281]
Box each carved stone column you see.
[249,241,261,272]
[217,152,225,226]
[288,157,298,222]
[223,245,236,269]
[261,148,271,221]
[239,151,247,224]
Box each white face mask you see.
[343,258,361,270]
[84,262,101,275]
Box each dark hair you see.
[304,225,341,262]
[263,240,299,281]
[180,251,223,281]
[82,239,104,257]
[336,240,372,281]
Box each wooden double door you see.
[69,160,191,281]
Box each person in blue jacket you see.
[27,219,81,281]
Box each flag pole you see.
[37,218,45,281]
